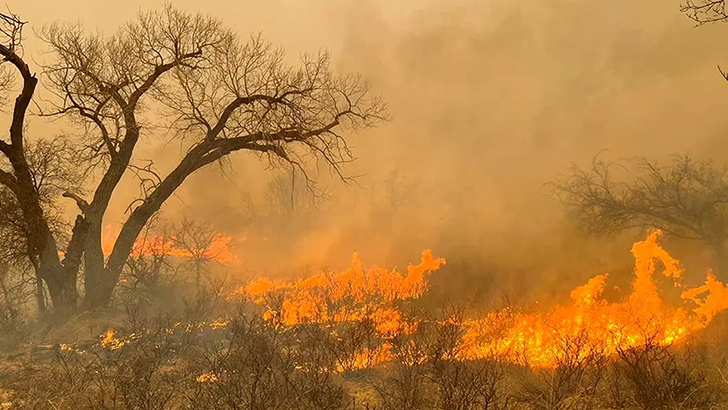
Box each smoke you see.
[19,0,728,300]
[171,0,728,295]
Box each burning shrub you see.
[513,330,607,410]
[6,232,728,410]
[428,313,513,410]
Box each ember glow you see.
[101,226,240,264]
[235,230,728,369]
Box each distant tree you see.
[264,170,320,223]
[682,0,728,24]
[681,1,728,79]
[553,155,728,272]
[0,6,387,314]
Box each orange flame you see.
[233,230,728,369]
[101,226,240,264]
[231,250,445,369]
[234,249,445,328]
[459,230,728,367]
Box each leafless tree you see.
[264,170,321,218]
[168,217,225,287]
[553,155,728,273]
[0,114,82,312]
[0,261,29,334]
[682,0,728,24]
[680,0,728,83]
[0,5,386,314]
[118,222,176,299]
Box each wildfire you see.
[85,230,728,371]
[231,249,446,369]
[234,230,728,369]
[459,230,728,367]
[99,329,127,350]
[233,249,444,327]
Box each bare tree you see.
[682,0,728,24]
[0,9,84,313]
[0,6,386,313]
[265,170,320,216]
[0,136,81,313]
[553,155,728,273]
[0,261,30,333]
[680,0,728,83]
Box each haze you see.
[16,0,728,302]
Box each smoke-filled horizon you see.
[15,0,728,300]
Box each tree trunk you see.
[82,215,106,309]
[28,258,48,315]
[43,271,78,315]
[41,215,88,315]
[34,274,47,315]
[81,147,206,309]
[83,216,149,310]
[82,268,119,310]
[15,189,80,314]
[38,246,78,315]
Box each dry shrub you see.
[367,310,513,410]
[5,293,728,410]
[608,341,722,410]
[515,332,607,410]
[428,311,513,410]
[7,328,187,410]
[187,314,349,410]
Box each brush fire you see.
[97,228,725,370]
[221,230,728,369]
[7,2,728,408]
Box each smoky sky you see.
[16,0,728,295]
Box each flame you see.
[233,230,728,369]
[88,230,728,371]
[233,249,445,328]
[459,230,728,367]
[231,249,446,369]
[101,225,240,264]
[196,372,219,383]
[210,319,229,329]
[99,329,126,350]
